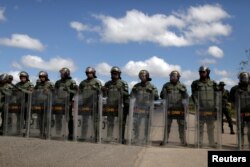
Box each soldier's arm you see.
[160,84,166,99]
[69,80,78,94]
[191,81,197,104]
[152,85,159,100]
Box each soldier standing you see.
[0,74,14,135]
[130,70,158,143]
[78,67,102,141]
[160,70,188,145]
[191,66,219,147]
[230,72,250,148]
[218,81,235,134]
[34,71,54,137]
[15,71,34,130]
[55,67,78,140]
[102,66,129,143]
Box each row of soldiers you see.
[0,66,249,148]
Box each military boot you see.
[230,128,235,135]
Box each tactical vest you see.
[195,80,216,111]
[35,81,54,91]
[164,82,186,111]
[236,85,250,121]
[132,82,155,106]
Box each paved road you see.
[0,110,241,167]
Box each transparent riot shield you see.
[128,91,154,146]
[50,90,69,140]
[74,90,101,143]
[195,90,222,148]
[101,89,123,144]
[162,91,188,146]
[26,90,52,139]
[3,92,26,136]
[235,91,250,150]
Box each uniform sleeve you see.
[191,81,197,104]
[152,85,159,100]
[160,84,166,99]
[229,86,237,103]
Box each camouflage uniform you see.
[230,72,250,147]
[102,66,129,143]
[160,74,188,145]
[33,71,54,137]
[0,74,14,135]
[131,70,159,142]
[15,71,34,131]
[55,68,77,140]
[191,66,219,146]
[219,82,235,134]
[78,67,102,141]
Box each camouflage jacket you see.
[103,79,129,105]
[229,83,250,103]
[131,81,159,100]
[35,80,54,91]
[160,81,188,99]
[221,89,230,108]
[79,78,102,94]
[55,78,77,101]
[191,79,218,104]
[15,81,34,94]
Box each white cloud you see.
[20,55,76,72]
[0,34,45,51]
[214,68,229,77]
[0,7,6,21]
[123,56,181,78]
[70,21,88,32]
[81,4,231,47]
[11,62,22,69]
[207,46,224,58]
[95,62,112,76]
[200,58,217,65]
[184,4,230,23]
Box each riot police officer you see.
[33,71,54,137]
[230,72,250,148]
[0,74,14,135]
[35,71,54,90]
[15,71,34,130]
[131,70,158,143]
[78,67,102,141]
[55,67,77,140]
[15,71,34,93]
[160,70,188,145]
[102,66,129,144]
[191,66,219,147]
[218,81,235,134]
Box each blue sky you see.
[0,0,250,94]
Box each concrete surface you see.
[0,136,209,167]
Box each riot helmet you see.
[38,71,49,81]
[169,70,180,83]
[139,70,152,82]
[85,67,97,78]
[238,72,249,84]
[60,67,70,79]
[0,73,9,83]
[111,66,121,80]
[19,71,29,81]
[199,66,210,79]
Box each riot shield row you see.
[1,89,249,150]
[235,91,250,150]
